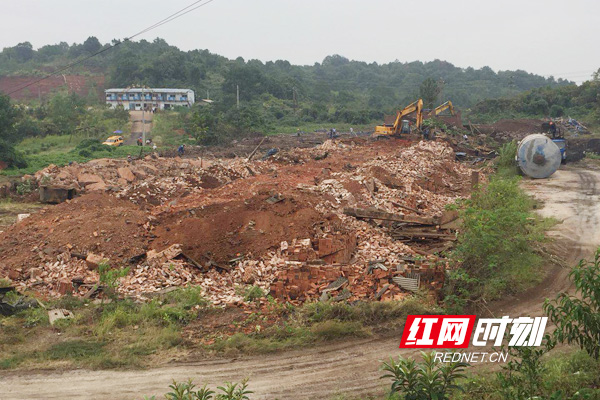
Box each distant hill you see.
[1,37,573,117]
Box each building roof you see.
[105,88,194,94]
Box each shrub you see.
[495,141,518,175]
[496,335,556,400]
[98,262,129,299]
[239,285,265,302]
[544,249,600,359]
[381,351,469,399]
[445,175,544,310]
[0,139,27,168]
[16,179,34,195]
[157,378,252,400]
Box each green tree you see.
[420,77,441,109]
[0,93,26,168]
[187,105,218,145]
[47,92,85,135]
[544,249,600,359]
[12,42,34,62]
[0,93,18,141]
[82,36,102,54]
[496,336,556,400]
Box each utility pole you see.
[292,87,298,109]
[236,84,240,109]
[141,87,146,147]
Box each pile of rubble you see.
[30,156,269,206]
[2,138,480,306]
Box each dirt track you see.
[1,167,597,400]
[127,110,153,145]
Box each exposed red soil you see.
[0,193,149,276]
[152,193,330,263]
[0,75,105,101]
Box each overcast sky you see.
[1,0,598,83]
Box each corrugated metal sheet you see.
[393,273,420,292]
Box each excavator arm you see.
[392,99,423,133]
[432,101,455,116]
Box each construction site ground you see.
[0,118,596,399]
[0,166,592,400]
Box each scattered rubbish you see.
[265,194,285,204]
[48,308,74,325]
[393,273,421,293]
[323,276,349,293]
[85,253,107,270]
[39,185,77,204]
[17,213,30,222]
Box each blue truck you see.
[552,138,567,164]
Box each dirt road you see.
[1,167,597,400]
[126,110,153,145]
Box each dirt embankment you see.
[472,118,545,142]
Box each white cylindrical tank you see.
[516,134,562,179]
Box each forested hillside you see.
[470,77,600,125]
[1,37,573,118]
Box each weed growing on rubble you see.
[445,175,545,311]
[236,285,266,302]
[495,141,519,176]
[98,262,129,299]
[15,179,33,195]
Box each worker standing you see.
[178,144,185,157]
[549,121,557,138]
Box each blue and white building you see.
[105,88,195,110]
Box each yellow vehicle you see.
[102,135,124,146]
[374,99,424,136]
[431,101,455,116]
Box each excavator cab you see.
[400,120,411,134]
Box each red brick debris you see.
[0,137,480,306]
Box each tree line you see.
[0,37,574,122]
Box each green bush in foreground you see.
[545,249,600,360]
[381,351,469,400]
[144,378,252,400]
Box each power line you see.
[6,0,218,96]
[130,0,216,39]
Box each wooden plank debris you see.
[343,207,437,225]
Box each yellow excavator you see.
[374,99,424,136]
[431,100,455,116]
